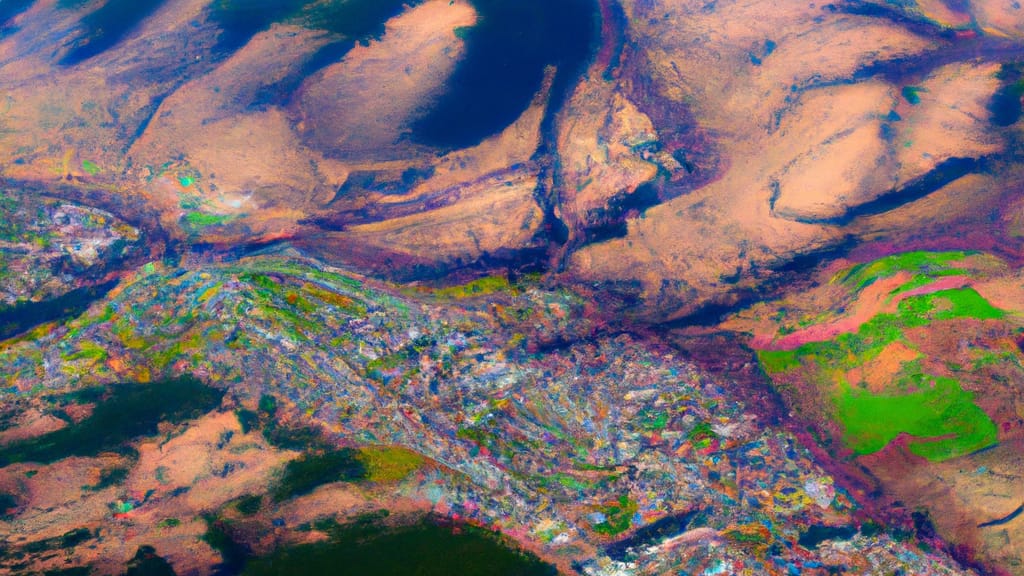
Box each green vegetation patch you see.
[272,448,366,502]
[834,250,973,291]
[763,288,1004,375]
[592,495,638,536]
[234,494,263,516]
[927,287,1005,321]
[432,275,515,299]
[42,567,92,576]
[85,464,131,491]
[0,491,17,519]
[687,421,718,450]
[761,312,999,460]
[0,375,223,466]
[63,341,108,363]
[553,472,596,492]
[242,515,556,576]
[125,545,177,576]
[81,160,101,175]
[770,307,1001,461]
[202,516,247,572]
[758,253,1008,462]
[357,446,424,482]
[182,211,234,229]
[635,407,669,431]
[834,376,997,461]
[22,527,94,553]
[757,349,800,374]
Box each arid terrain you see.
[1,0,1023,574]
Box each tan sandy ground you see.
[567,0,1009,320]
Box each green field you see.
[758,252,1008,462]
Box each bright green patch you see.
[63,342,108,363]
[928,288,1005,321]
[81,160,101,175]
[688,421,718,450]
[971,348,1021,370]
[552,473,594,491]
[592,494,637,536]
[183,211,232,228]
[758,252,1008,462]
[834,250,973,291]
[834,376,997,461]
[635,407,669,430]
[767,287,1004,377]
[456,426,493,445]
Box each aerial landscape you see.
[0,0,1022,574]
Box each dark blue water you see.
[0,0,35,29]
[48,0,598,150]
[412,0,599,149]
[210,0,415,56]
[990,63,1024,126]
[213,0,598,149]
[209,0,308,54]
[209,0,422,109]
[60,0,169,65]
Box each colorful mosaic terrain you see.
[1,0,1023,574]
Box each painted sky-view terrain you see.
[1,0,1024,574]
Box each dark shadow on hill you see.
[239,513,557,576]
[789,157,987,226]
[0,375,223,466]
[209,0,425,111]
[0,279,119,341]
[59,0,169,66]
